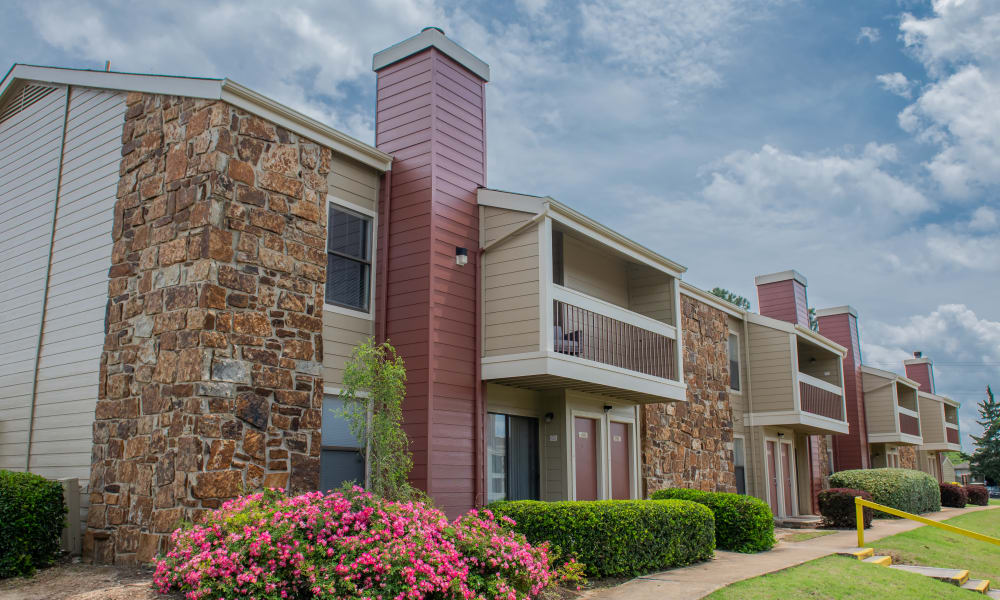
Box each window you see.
[728,333,741,392]
[733,437,746,494]
[486,413,539,503]
[320,396,365,492]
[326,204,372,311]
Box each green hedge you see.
[0,471,67,578]
[490,499,715,577]
[828,468,940,516]
[650,489,775,553]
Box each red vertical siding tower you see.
[372,29,489,516]
[755,270,810,327]
[816,305,869,470]
[904,353,935,394]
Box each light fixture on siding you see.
[455,246,468,266]
[544,412,554,423]
[603,405,613,413]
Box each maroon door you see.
[766,441,778,516]
[781,443,794,516]
[575,417,598,501]
[610,422,630,499]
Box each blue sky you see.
[3,0,998,452]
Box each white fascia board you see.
[920,442,962,452]
[868,432,923,445]
[754,270,808,287]
[815,305,858,318]
[477,188,548,214]
[372,27,490,81]
[918,390,960,407]
[679,282,747,318]
[1,64,392,172]
[904,356,933,366]
[744,410,850,435]
[793,324,848,357]
[861,364,900,381]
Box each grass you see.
[782,530,837,543]
[704,555,974,600]
[870,507,1000,582]
[990,499,1000,506]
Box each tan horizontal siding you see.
[481,206,539,358]
[746,323,794,413]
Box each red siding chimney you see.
[816,306,869,471]
[904,353,935,393]
[373,28,489,516]
[755,270,810,327]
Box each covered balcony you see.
[861,366,922,446]
[478,189,686,404]
[917,391,962,452]
[742,313,849,435]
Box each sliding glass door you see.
[487,413,540,503]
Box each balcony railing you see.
[798,373,844,421]
[947,426,960,445]
[553,294,677,381]
[899,413,921,437]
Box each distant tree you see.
[710,287,750,310]
[808,307,819,332]
[971,386,1000,485]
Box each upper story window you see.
[326,203,372,312]
[728,333,741,392]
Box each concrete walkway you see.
[584,504,998,600]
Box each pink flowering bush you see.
[153,487,553,600]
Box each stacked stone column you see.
[86,93,330,563]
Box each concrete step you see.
[889,564,970,586]
[836,548,874,560]
[776,515,824,529]
[863,555,892,567]
[962,579,991,594]
[985,589,1000,599]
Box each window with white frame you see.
[728,333,741,392]
[326,203,372,312]
[733,437,747,494]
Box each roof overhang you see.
[860,365,921,390]
[754,270,807,287]
[746,312,847,357]
[919,390,960,408]
[679,282,747,318]
[477,187,687,278]
[0,64,393,172]
[373,27,490,81]
[816,305,858,319]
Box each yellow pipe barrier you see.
[855,496,1000,548]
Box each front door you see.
[610,421,630,499]
[766,441,779,516]
[781,442,794,517]
[575,417,598,500]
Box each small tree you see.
[971,386,1000,485]
[808,307,819,332]
[340,338,423,502]
[710,287,750,310]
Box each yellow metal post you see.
[856,498,865,547]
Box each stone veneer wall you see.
[899,446,917,470]
[642,295,736,494]
[86,93,330,563]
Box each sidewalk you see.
[583,504,997,600]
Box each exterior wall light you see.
[455,246,468,266]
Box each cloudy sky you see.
[3,0,997,452]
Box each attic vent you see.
[0,83,58,126]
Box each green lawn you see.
[782,530,837,543]
[705,555,974,600]
[991,499,1000,506]
[707,508,1000,599]
[870,508,1000,582]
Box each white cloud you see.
[700,142,931,217]
[857,26,880,44]
[970,206,999,231]
[895,1,1000,197]
[876,72,914,98]
[924,228,1000,270]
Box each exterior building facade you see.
[0,28,965,564]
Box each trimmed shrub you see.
[817,488,873,529]
[966,485,989,506]
[0,470,67,578]
[155,488,553,599]
[829,468,940,516]
[940,482,968,508]
[650,489,775,553]
[490,499,715,578]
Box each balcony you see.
[742,313,850,435]
[861,367,922,445]
[479,189,686,404]
[946,425,960,445]
[917,391,962,452]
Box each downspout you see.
[26,85,72,471]
[741,313,754,495]
[377,165,392,343]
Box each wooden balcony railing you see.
[799,378,844,421]
[553,299,677,380]
[899,413,920,437]
[946,426,960,445]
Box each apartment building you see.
[904,355,962,481]
[0,27,961,564]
